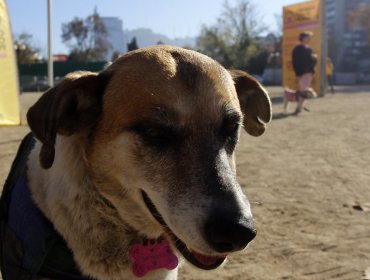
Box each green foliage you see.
[265,33,282,68]
[14,33,42,64]
[62,10,111,62]
[196,0,269,74]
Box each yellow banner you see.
[283,0,322,95]
[0,0,20,125]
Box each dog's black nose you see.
[204,214,256,253]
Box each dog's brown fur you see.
[26,46,271,280]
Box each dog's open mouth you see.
[141,191,226,270]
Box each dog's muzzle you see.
[141,190,256,270]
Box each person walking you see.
[292,31,317,114]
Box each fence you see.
[18,61,108,91]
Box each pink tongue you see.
[191,251,225,265]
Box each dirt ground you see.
[1,86,369,280]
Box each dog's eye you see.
[224,122,240,142]
[223,122,239,136]
[221,115,241,138]
[221,118,241,152]
[134,125,178,149]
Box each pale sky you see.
[7,0,298,54]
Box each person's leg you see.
[296,73,312,113]
[283,90,289,112]
[328,75,335,93]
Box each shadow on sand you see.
[272,112,297,120]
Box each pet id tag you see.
[129,238,178,277]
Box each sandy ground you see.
[1,86,370,280]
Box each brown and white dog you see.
[23,46,271,279]
[283,87,317,113]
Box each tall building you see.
[325,0,370,78]
[101,17,125,61]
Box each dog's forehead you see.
[101,46,241,128]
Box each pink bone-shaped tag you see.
[129,239,179,277]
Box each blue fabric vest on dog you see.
[0,133,92,280]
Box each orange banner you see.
[283,0,323,95]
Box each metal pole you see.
[320,0,327,96]
[47,0,53,87]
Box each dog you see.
[283,87,317,113]
[0,45,271,280]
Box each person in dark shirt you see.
[292,31,317,114]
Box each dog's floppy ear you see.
[27,71,110,169]
[229,70,271,136]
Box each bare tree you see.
[14,33,42,64]
[197,0,268,72]
[62,10,111,61]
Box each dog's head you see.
[303,87,317,99]
[27,46,271,270]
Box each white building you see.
[101,17,125,61]
[325,0,370,76]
